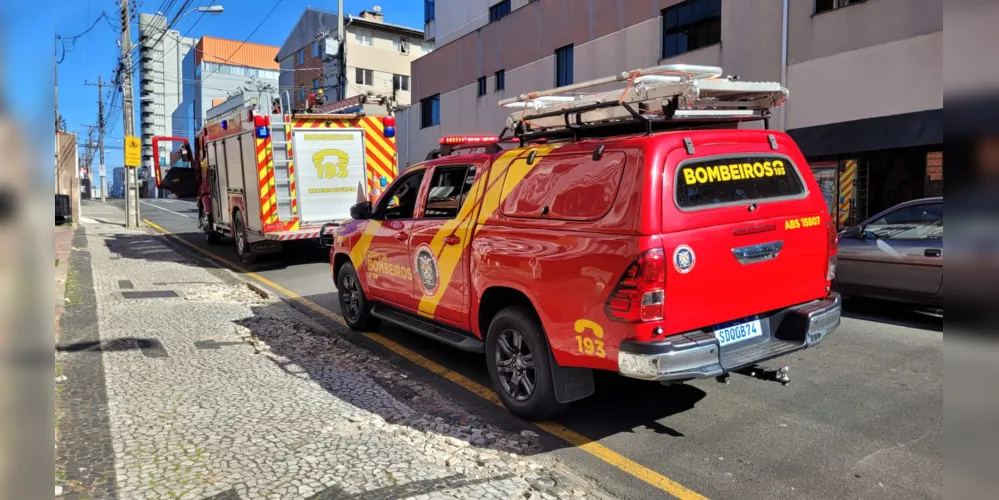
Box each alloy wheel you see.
[495,329,536,402]
[339,272,361,322]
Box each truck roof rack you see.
[498,64,788,143]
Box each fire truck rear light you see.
[383,116,396,127]
[253,115,270,127]
[606,248,666,323]
[439,135,500,146]
[826,220,838,281]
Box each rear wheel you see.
[337,262,377,330]
[486,306,566,421]
[199,203,221,245]
[233,211,256,265]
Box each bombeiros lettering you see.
[682,159,788,185]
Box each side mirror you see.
[180,144,192,163]
[840,226,864,239]
[318,222,337,249]
[350,201,373,220]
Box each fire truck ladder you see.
[498,64,789,142]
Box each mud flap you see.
[547,349,595,404]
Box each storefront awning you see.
[787,109,942,158]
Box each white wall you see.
[787,31,942,130]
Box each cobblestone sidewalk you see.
[55,215,610,500]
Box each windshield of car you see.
[866,202,943,240]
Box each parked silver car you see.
[835,197,943,307]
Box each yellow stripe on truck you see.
[417,145,562,319]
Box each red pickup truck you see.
[325,65,842,420]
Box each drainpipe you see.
[780,0,789,131]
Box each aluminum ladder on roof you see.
[498,63,789,132]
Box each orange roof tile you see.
[195,36,279,70]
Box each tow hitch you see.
[733,364,792,386]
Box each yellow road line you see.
[143,218,709,500]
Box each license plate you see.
[714,319,763,347]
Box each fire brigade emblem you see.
[673,245,696,274]
[415,244,440,296]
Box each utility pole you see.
[120,0,139,227]
[85,76,107,202]
[54,36,60,194]
[337,0,346,101]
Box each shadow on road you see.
[233,291,707,456]
[99,231,329,274]
[842,297,943,332]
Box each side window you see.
[378,170,426,220]
[422,165,476,219]
[866,203,942,240]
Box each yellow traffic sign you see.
[124,136,141,167]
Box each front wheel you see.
[337,262,377,330]
[485,306,567,421]
[199,203,221,245]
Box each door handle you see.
[443,235,461,246]
[394,232,408,241]
[924,248,941,257]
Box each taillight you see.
[605,248,666,323]
[826,220,838,281]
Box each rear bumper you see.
[262,225,338,241]
[617,293,841,381]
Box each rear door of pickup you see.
[660,138,832,335]
[408,162,482,328]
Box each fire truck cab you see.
[152,91,399,263]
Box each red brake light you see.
[439,135,500,146]
[605,248,666,323]
[253,114,270,128]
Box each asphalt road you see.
[129,197,943,500]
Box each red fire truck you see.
[153,91,399,263]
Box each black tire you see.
[199,203,222,245]
[485,306,567,421]
[336,262,377,330]
[232,211,257,265]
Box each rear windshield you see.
[674,156,805,209]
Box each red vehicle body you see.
[328,66,843,420]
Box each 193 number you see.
[574,319,606,358]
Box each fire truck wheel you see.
[486,306,566,421]
[336,263,377,330]
[233,212,256,265]
[199,204,221,245]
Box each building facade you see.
[401,0,942,228]
[180,36,280,138]
[137,13,196,197]
[275,7,428,111]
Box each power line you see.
[56,12,118,63]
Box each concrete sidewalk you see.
[56,202,605,500]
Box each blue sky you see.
[6,0,423,170]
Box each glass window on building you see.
[354,29,374,47]
[661,0,721,59]
[298,49,304,65]
[495,70,505,91]
[477,77,487,97]
[815,0,866,15]
[925,152,943,196]
[312,41,320,58]
[489,0,511,22]
[421,94,440,128]
[555,44,573,87]
[393,74,410,92]
[424,0,435,23]
[395,38,411,54]
[355,68,374,86]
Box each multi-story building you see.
[179,36,280,138]
[401,0,942,227]
[137,13,196,197]
[275,7,428,111]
